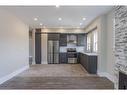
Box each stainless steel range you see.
[67,48,77,63]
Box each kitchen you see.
[33,27,98,74]
[0,6,115,89]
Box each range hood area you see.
[67,35,77,44]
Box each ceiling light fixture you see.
[82,18,86,20]
[34,18,38,21]
[80,23,82,25]
[58,18,62,21]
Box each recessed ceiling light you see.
[40,23,43,26]
[82,18,86,20]
[80,23,82,25]
[56,5,60,8]
[34,18,38,21]
[58,18,62,21]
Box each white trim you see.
[97,72,115,83]
[41,61,48,64]
[0,65,29,84]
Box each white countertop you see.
[59,51,98,56]
[60,46,84,52]
[80,52,98,56]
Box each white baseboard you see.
[0,65,29,84]
[97,72,115,83]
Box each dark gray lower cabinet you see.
[79,53,97,74]
[77,53,80,63]
[59,53,67,64]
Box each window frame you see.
[86,27,98,53]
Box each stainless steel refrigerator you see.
[48,40,59,64]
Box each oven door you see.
[67,53,77,63]
[68,58,77,63]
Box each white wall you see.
[106,10,115,77]
[84,15,107,73]
[41,33,48,64]
[99,15,108,72]
[0,10,29,79]
[84,10,115,82]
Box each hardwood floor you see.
[0,76,114,89]
[0,64,114,89]
[17,64,89,77]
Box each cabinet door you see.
[80,53,85,66]
[48,33,60,41]
[77,34,86,46]
[59,34,67,46]
[77,53,80,63]
[79,53,87,70]
[59,53,67,63]
[79,53,97,74]
[88,56,97,74]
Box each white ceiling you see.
[1,6,113,29]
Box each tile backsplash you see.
[60,46,85,52]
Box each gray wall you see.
[0,10,29,78]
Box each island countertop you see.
[79,52,98,56]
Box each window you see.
[87,33,91,52]
[93,30,98,52]
[86,27,98,53]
